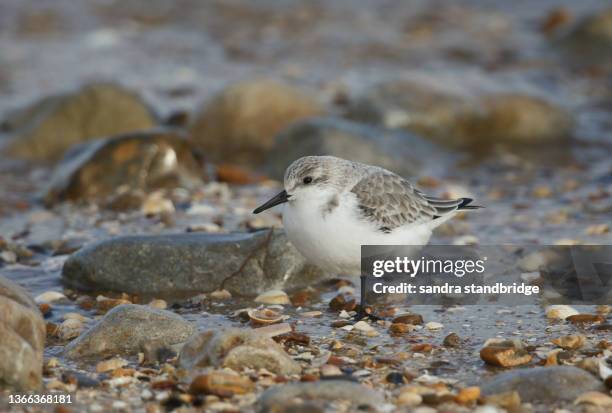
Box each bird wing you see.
[350,171,476,233]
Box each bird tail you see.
[457,198,483,210]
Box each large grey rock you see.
[178,329,300,375]
[43,128,206,206]
[62,229,328,297]
[64,304,194,360]
[3,83,156,162]
[256,380,385,413]
[480,366,606,403]
[266,117,447,180]
[0,277,45,391]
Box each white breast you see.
[282,192,433,275]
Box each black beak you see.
[253,190,290,214]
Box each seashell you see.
[248,308,283,325]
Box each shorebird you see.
[253,156,481,318]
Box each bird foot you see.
[353,306,382,322]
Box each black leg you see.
[359,274,367,314]
[354,275,381,321]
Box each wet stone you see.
[480,366,606,403]
[0,276,46,391]
[62,229,329,297]
[189,372,255,397]
[266,117,447,180]
[44,128,206,206]
[443,333,462,347]
[178,328,301,375]
[393,313,424,325]
[190,79,323,167]
[3,83,156,162]
[556,8,612,66]
[346,80,573,147]
[256,380,384,413]
[64,304,194,360]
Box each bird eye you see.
[302,176,313,184]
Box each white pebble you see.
[546,305,579,320]
[35,291,67,304]
[425,322,443,330]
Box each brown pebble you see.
[389,323,413,335]
[393,313,424,325]
[567,314,605,324]
[552,334,586,350]
[483,391,522,410]
[329,293,357,311]
[151,378,177,390]
[275,331,310,346]
[540,7,572,35]
[480,346,532,367]
[290,290,312,307]
[455,386,480,404]
[39,303,52,316]
[111,368,135,377]
[46,322,59,337]
[189,372,254,397]
[331,320,352,328]
[443,332,461,347]
[327,355,346,366]
[300,374,318,382]
[411,344,433,353]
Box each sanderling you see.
[253,155,481,317]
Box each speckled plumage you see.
[256,155,480,274]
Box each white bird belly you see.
[282,195,432,275]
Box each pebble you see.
[141,192,175,215]
[481,366,606,402]
[178,328,301,375]
[58,319,84,341]
[455,386,480,404]
[573,391,612,407]
[393,313,424,325]
[320,364,342,377]
[389,323,415,334]
[425,322,443,330]
[189,372,254,397]
[300,311,323,318]
[443,332,462,347]
[480,343,532,367]
[96,357,128,373]
[254,290,290,305]
[210,289,232,300]
[148,299,167,310]
[552,335,586,350]
[584,224,609,235]
[0,250,17,264]
[566,314,605,324]
[353,320,375,333]
[397,392,423,407]
[64,304,194,360]
[34,291,67,304]
[63,312,89,322]
[546,305,579,320]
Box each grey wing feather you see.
[350,172,437,232]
